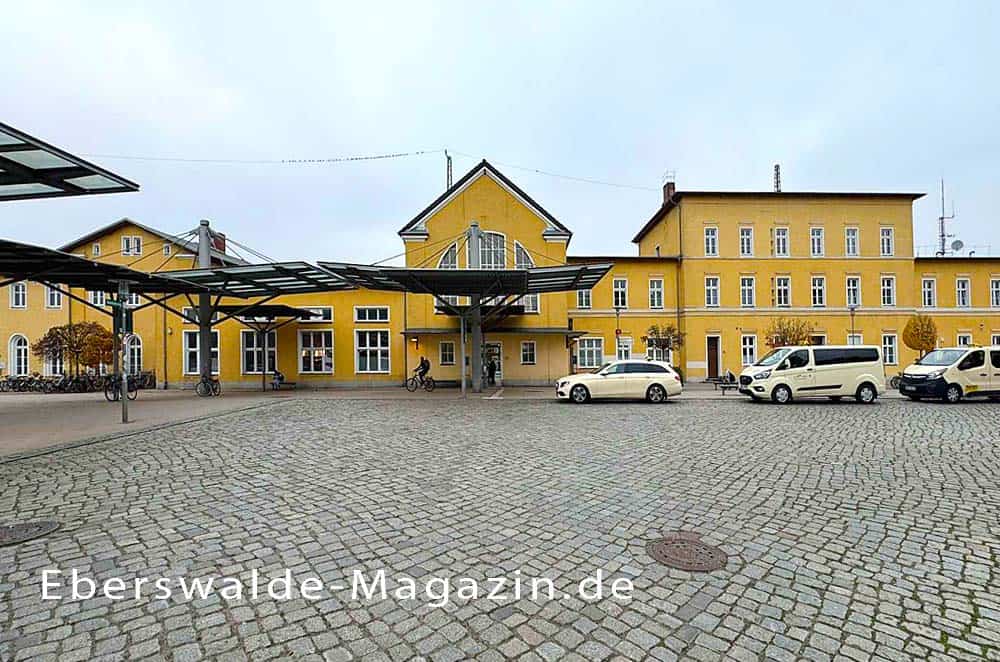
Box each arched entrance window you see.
[8,335,29,376]
[437,243,459,306]
[514,243,538,313]
[125,335,143,374]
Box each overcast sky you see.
[3,1,998,263]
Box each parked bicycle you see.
[104,375,138,401]
[195,376,222,397]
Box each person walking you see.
[487,357,497,386]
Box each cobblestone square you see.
[2,398,999,661]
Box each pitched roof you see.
[631,190,926,244]
[398,160,572,240]
[59,218,246,266]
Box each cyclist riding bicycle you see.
[414,356,431,385]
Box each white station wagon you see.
[556,360,683,403]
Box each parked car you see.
[556,360,683,403]
[738,345,885,404]
[899,345,1000,403]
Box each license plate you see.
[902,385,913,391]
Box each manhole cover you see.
[0,521,60,547]
[646,532,727,572]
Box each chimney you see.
[662,173,676,203]
[773,164,782,193]
[210,231,227,254]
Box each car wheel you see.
[570,384,590,404]
[646,384,667,403]
[771,384,792,404]
[944,384,962,404]
[855,382,877,404]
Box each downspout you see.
[162,299,168,389]
[674,200,684,369]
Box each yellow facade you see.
[2,165,999,387]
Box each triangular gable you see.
[59,217,246,266]
[398,160,572,241]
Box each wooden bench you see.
[270,379,297,390]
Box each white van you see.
[899,346,1000,403]
[738,345,885,404]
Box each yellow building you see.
[2,163,999,387]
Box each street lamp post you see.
[614,305,623,359]
[849,304,857,342]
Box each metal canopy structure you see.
[315,262,612,297]
[215,304,318,392]
[165,262,355,298]
[0,238,211,295]
[0,122,139,201]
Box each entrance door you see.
[483,342,502,384]
[706,336,721,378]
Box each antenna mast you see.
[773,164,781,193]
[937,179,955,255]
[445,150,453,189]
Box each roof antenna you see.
[937,179,956,256]
[445,150,453,189]
[773,164,782,193]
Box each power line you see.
[449,150,658,192]
[80,149,443,165]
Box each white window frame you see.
[354,306,390,323]
[91,242,101,257]
[739,226,754,257]
[740,334,757,367]
[648,278,664,309]
[520,340,536,365]
[9,334,29,376]
[845,227,859,257]
[880,227,894,257]
[612,278,628,309]
[45,349,65,377]
[811,276,826,308]
[125,334,142,375]
[355,329,391,374]
[704,276,720,308]
[847,333,863,346]
[240,330,277,375]
[775,276,791,307]
[740,276,755,308]
[810,227,825,257]
[616,337,633,361]
[576,289,592,309]
[121,235,143,256]
[957,333,972,347]
[477,231,506,270]
[921,278,937,308]
[300,306,333,323]
[162,243,172,256]
[880,276,896,307]
[89,290,107,307]
[773,227,789,257]
[955,278,971,308]
[577,337,604,369]
[439,341,456,366]
[182,330,220,375]
[991,279,1000,308]
[882,334,898,365]
[846,276,861,308]
[991,333,1000,346]
[437,243,460,307]
[704,226,719,256]
[9,281,26,309]
[514,242,539,313]
[45,286,62,309]
[299,329,334,374]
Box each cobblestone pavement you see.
[2,398,999,661]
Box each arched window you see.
[514,243,538,313]
[437,243,459,307]
[45,350,64,376]
[479,232,505,269]
[125,335,143,374]
[9,335,29,376]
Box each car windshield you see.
[592,363,612,374]
[916,349,966,366]
[755,348,791,367]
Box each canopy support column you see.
[468,222,483,393]
[197,220,214,386]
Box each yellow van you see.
[899,346,1000,403]
[738,345,885,404]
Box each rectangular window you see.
[121,235,142,256]
[162,243,171,256]
[992,333,1000,346]
[811,276,826,307]
[612,278,628,308]
[957,333,972,347]
[520,341,536,365]
[356,330,390,373]
[9,282,26,309]
[922,278,937,307]
[180,307,220,324]
[773,227,789,257]
[846,276,861,307]
[576,289,592,309]
[439,341,455,366]
[46,286,62,309]
[300,307,333,323]
[91,242,101,257]
[882,334,897,365]
[739,227,753,257]
[577,338,603,368]
[648,279,664,309]
[616,337,632,361]
[881,276,896,307]
[300,330,333,373]
[704,227,718,256]
[847,333,863,345]
[955,278,971,308]
[241,330,277,374]
[845,228,859,257]
[775,277,791,307]
[880,227,894,256]
[183,330,219,375]
[991,279,1000,308]
[740,276,755,307]
[740,335,757,366]
[355,306,389,322]
[704,276,720,307]
[810,227,825,257]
